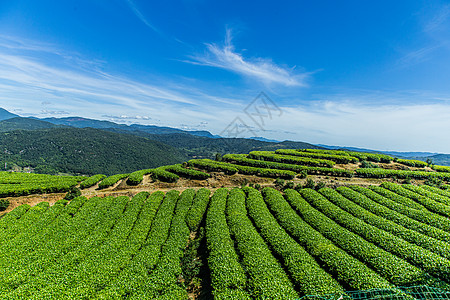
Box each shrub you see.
[64,187,81,200]
[0,199,9,211]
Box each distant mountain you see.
[412,154,450,167]
[317,144,440,158]
[104,129,322,159]
[0,117,62,132]
[0,127,186,175]
[249,136,280,143]
[39,116,217,138]
[0,108,19,121]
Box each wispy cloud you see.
[0,35,244,127]
[396,45,440,68]
[186,29,308,87]
[424,4,450,33]
[125,0,161,35]
[396,4,450,68]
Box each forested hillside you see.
[0,127,186,175]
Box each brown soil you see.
[0,193,66,217]
[1,161,428,216]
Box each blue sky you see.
[0,0,449,152]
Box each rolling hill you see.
[0,127,186,175]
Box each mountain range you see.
[0,107,448,174]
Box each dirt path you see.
[1,169,426,217]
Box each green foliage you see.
[317,188,450,282]
[356,168,450,181]
[0,127,185,176]
[381,182,450,218]
[345,151,394,163]
[296,189,426,286]
[151,167,179,183]
[397,159,428,168]
[205,188,250,298]
[248,187,344,295]
[189,159,296,179]
[163,164,210,180]
[79,174,106,189]
[63,187,81,200]
[433,165,450,173]
[97,173,129,189]
[284,181,295,190]
[186,188,211,231]
[336,186,450,259]
[223,153,354,177]
[265,188,392,290]
[0,199,9,211]
[0,171,83,197]
[360,186,450,233]
[301,149,351,156]
[424,176,444,188]
[249,151,336,167]
[181,227,205,287]
[274,178,285,189]
[127,169,153,185]
[226,188,299,299]
[360,160,379,168]
[315,181,326,190]
[304,178,315,189]
[277,149,359,164]
[188,159,238,175]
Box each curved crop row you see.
[403,184,450,206]
[61,193,150,297]
[205,188,250,299]
[344,151,393,163]
[318,188,450,277]
[364,186,450,233]
[368,185,425,210]
[381,182,450,218]
[294,189,427,286]
[338,187,450,243]
[248,151,335,167]
[275,149,358,164]
[127,169,153,185]
[186,188,211,231]
[189,159,296,179]
[100,190,180,298]
[263,188,392,290]
[0,205,30,231]
[247,187,343,296]
[95,192,165,298]
[226,188,299,299]
[188,159,238,175]
[223,154,354,177]
[0,202,49,247]
[79,174,107,189]
[151,167,179,182]
[433,165,450,173]
[163,164,211,180]
[135,189,195,299]
[98,173,129,189]
[396,159,428,168]
[3,196,128,298]
[300,149,351,156]
[356,168,450,180]
[0,172,83,197]
[422,185,450,199]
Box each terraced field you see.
[2,183,450,299]
[1,148,450,299]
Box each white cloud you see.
[125,0,161,35]
[186,29,308,87]
[260,101,450,153]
